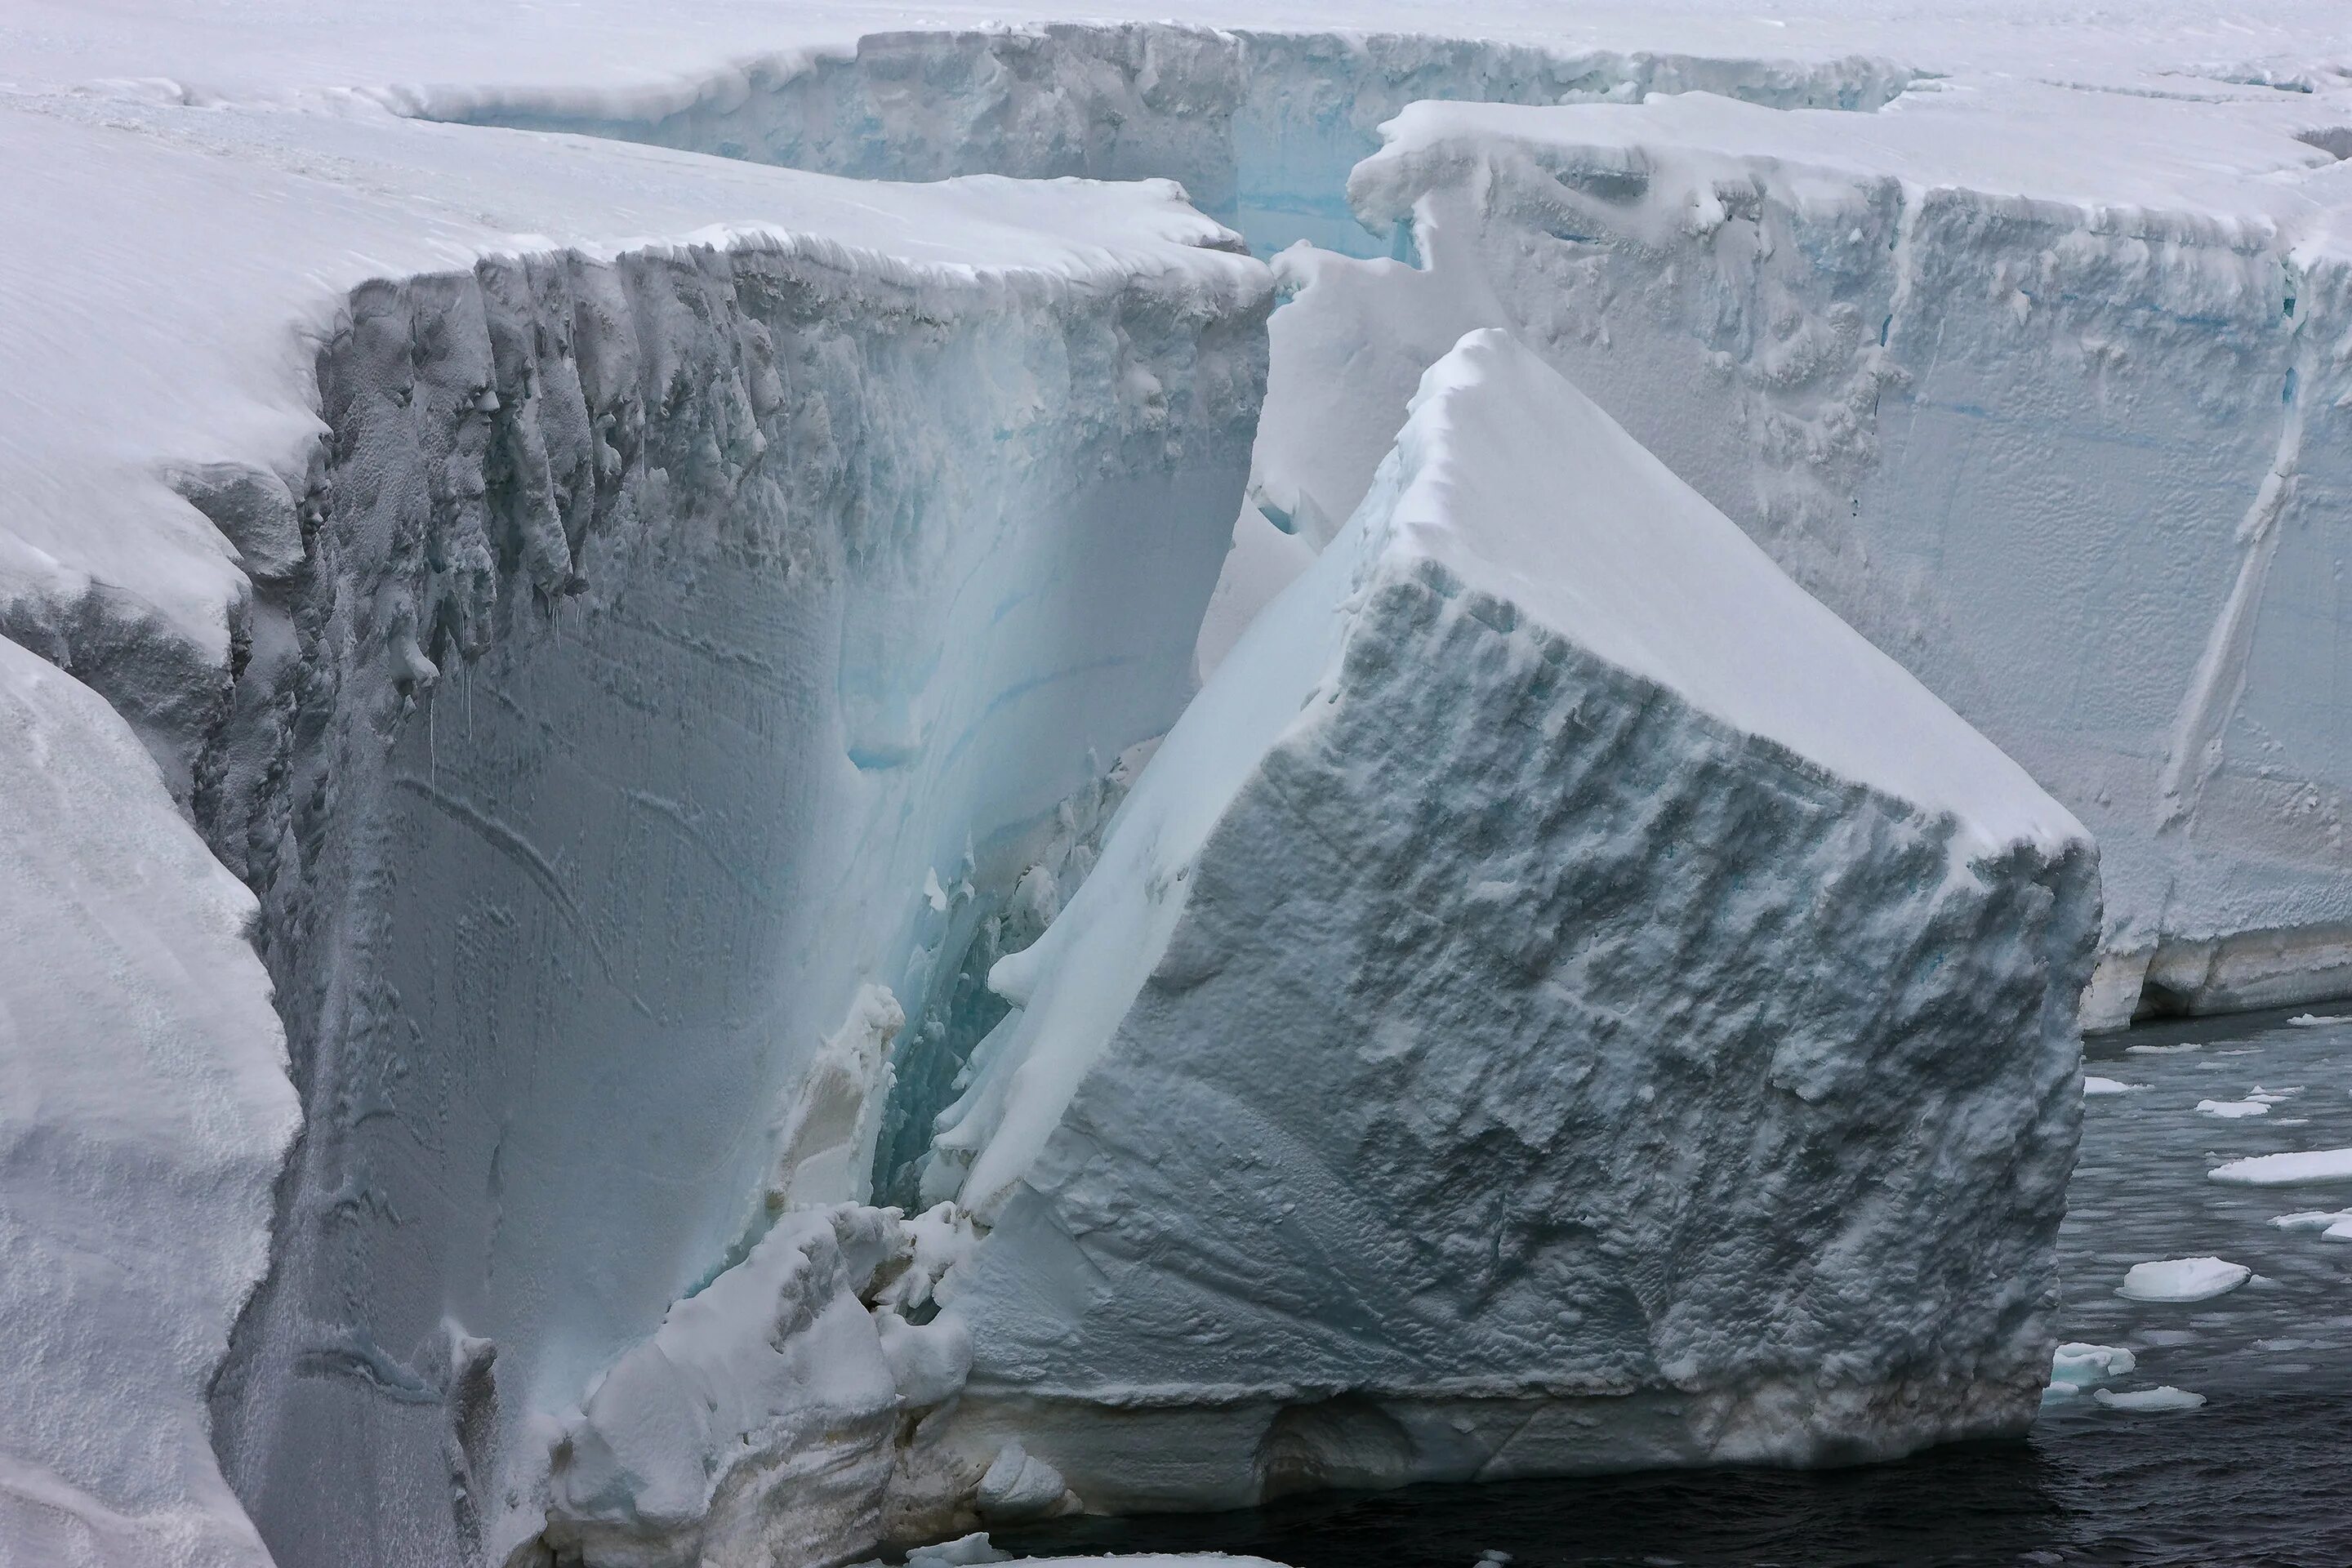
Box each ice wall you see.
[445,25,1913,258]
[188,229,1263,1568]
[1261,81,2352,1027]
[918,331,2098,1511]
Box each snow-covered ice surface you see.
[919,331,2096,1510]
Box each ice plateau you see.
[920,332,2097,1510]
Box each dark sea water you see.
[1002,1008,2352,1567]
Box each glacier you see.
[919,331,2097,1509]
[3,2,2352,1566]
[1250,74,2352,1029]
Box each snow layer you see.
[1260,73,2352,1030]
[0,638,299,1568]
[919,331,2097,1510]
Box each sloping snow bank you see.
[0,637,300,1568]
[1257,77,2352,1029]
[918,331,2096,1510]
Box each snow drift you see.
[919,331,2099,1510]
[1253,78,2352,1028]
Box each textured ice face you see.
[1258,78,2352,1028]
[924,332,2099,1511]
[191,228,1265,1568]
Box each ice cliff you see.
[919,332,2098,1509]
[1250,77,2352,1028]
[199,226,1263,1568]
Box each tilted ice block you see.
[1264,78,2352,1027]
[923,330,2098,1510]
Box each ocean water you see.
[1000,1007,2352,1566]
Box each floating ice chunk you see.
[2126,1042,2203,1055]
[2116,1258,2251,1303]
[2094,1387,2207,1413]
[2050,1343,2136,1389]
[2247,1086,2304,1103]
[2209,1148,2352,1187]
[2083,1076,2142,1096]
[2268,1209,2352,1232]
[2197,1098,2271,1118]
[2287,1014,2339,1027]
[903,1532,1013,1568]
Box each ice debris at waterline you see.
[2092,1387,2207,1414]
[905,331,2099,1512]
[2083,1077,2141,1097]
[2115,1258,2252,1303]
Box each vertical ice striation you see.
[1266,81,2352,1025]
[919,331,2098,1512]
[182,225,1265,1567]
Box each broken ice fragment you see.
[2116,1258,2251,1303]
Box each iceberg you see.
[918,331,2097,1511]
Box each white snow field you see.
[2,2,2350,1566]
[918,331,2096,1510]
